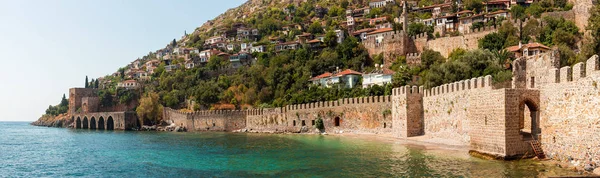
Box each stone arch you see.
[334,117,340,127]
[90,117,96,130]
[519,99,540,140]
[76,117,81,129]
[107,116,114,130]
[83,117,89,129]
[98,116,105,130]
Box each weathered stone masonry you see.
[68,88,139,130]
[245,96,393,134]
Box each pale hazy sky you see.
[0,0,246,121]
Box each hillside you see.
[39,0,600,123]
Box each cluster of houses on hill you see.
[113,0,544,90]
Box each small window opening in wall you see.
[212,123,215,127]
[531,77,535,88]
[293,120,296,126]
[334,117,340,127]
[302,120,306,126]
[384,123,387,128]
[312,120,315,125]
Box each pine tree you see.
[95,79,100,89]
[90,79,95,88]
[171,39,177,47]
[60,94,68,107]
[85,76,89,88]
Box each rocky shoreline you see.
[30,114,71,128]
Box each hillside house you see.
[362,65,395,88]
[251,45,266,53]
[346,7,370,18]
[352,28,376,41]
[205,36,225,45]
[365,28,394,46]
[117,80,140,90]
[506,42,551,58]
[484,0,512,11]
[229,52,252,68]
[145,60,161,74]
[369,0,395,8]
[276,41,300,51]
[485,10,509,21]
[310,69,363,88]
[199,49,221,63]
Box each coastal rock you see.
[584,163,595,172]
[300,126,309,133]
[174,126,187,132]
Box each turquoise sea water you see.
[0,122,579,177]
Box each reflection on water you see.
[0,122,579,177]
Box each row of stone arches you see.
[74,116,115,130]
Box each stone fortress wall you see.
[535,54,600,167]
[425,26,497,58]
[163,108,246,132]
[363,26,498,66]
[68,88,139,130]
[245,95,393,134]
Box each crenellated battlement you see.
[411,32,428,40]
[286,95,391,111]
[468,25,498,34]
[165,107,246,117]
[547,55,599,84]
[424,75,493,97]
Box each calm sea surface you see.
[0,122,579,177]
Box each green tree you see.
[85,76,89,88]
[584,5,600,57]
[478,32,505,51]
[324,30,338,47]
[510,5,527,20]
[136,92,164,126]
[308,21,324,34]
[420,49,445,68]
[341,1,349,9]
[95,79,100,89]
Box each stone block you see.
[485,75,492,88]
[586,55,599,77]
[560,66,572,82]
[573,62,585,81]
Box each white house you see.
[310,69,362,88]
[117,80,140,89]
[251,45,265,53]
[362,65,395,88]
[369,0,395,8]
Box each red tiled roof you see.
[525,42,550,49]
[487,10,508,15]
[307,39,322,43]
[310,72,333,81]
[334,69,363,76]
[419,3,451,10]
[366,28,394,35]
[505,43,551,52]
[352,28,376,35]
[457,10,473,14]
[506,45,521,52]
